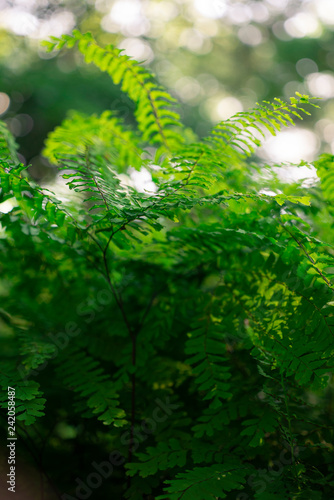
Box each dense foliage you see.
[0,31,333,499]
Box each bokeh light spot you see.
[118,38,154,63]
[265,0,289,11]
[146,1,179,22]
[296,58,318,78]
[249,2,269,23]
[216,96,243,121]
[316,0,334,25]
[307,72,334,99]
[1,9,39,36]
[228,3,252,25]
[238,25,262,46]
[261,128,319,163]
[0,198,17,214]
[284,12,321,38]
[0,93,10,115]
[194,0,227,19]
[110,0,142,25]
[174,76,202,103]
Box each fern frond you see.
[145,94,317,197]
[42,31,185,153]
[205,94,317,166]
[43,110,145,172]
[314,153,334,207]
[17,330,57,371]
[157,462,253,500]
[126,438,188,478]
[0,364,45,426]
[0,156,82,249]
[0,120,19,165]
[240,412,278,447]
[185,313,232,409]
[192,398,249,438]
[55,149,151,234]
[55,347,127,427]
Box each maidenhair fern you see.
[0,30,333,499]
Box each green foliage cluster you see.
[0,31,333,499]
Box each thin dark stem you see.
[98,228,138,490]
[104,227,117,255]
[86,229,104,253]
[137,291,158,331]
[102,250,133,336]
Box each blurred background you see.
[0,0,334,184]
